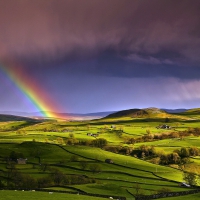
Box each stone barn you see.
[17,158,27,164]
[105,159,114,164]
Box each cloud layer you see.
[0,0,200,79]
[1,0,200,113]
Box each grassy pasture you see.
[161,192,200,200]
[64,146,182,174]
[0,190,107,200]
[0,141,185,197]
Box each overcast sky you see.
[0,0,200,113]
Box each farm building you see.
[156,124,171,129]
[87,133,99,137]
[17,158,27,164]
[105,159,114,164]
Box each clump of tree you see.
[126,127,200,144]
[39,162,49,172]
[183,172,198,186]
[115,130,123,138]
[3,167,96,190]
[53,134,108,148]
[65,134,79,145]
[89,164,102,174]
[4,167,37,190]
[43,128,59,132]
[7,151,24,162]
[131,145,200,166]
[0,179,5,189]
[78,140,92,146]
[91,138,107,148]
[16,130,27,135]
[57,137,64,144]
[47,168,96,186]
[38,176,53,188]
[104,146,133,155]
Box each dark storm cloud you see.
[0,0,200,78]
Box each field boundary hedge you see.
[36,188,126,199]
[135,189,200,200]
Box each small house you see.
[105,159,114,164]
[92,134,99,137]
[156,124,171,129]
[17,158,27,164]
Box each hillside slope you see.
[105,107,191,120]
[175,108,200,120]
[0,114,39,122]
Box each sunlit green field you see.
[0,109,200,199]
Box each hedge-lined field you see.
[0,190,107,200]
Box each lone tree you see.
[165,117,170,123]
[183,172,198,186]
[89,164,101,174]
[92,138,107,148]
[70,155,79,162]
[134,183,144,197]
[79,161,88,170]
[146,129,151,135]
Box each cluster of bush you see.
[1,167,96,190]
[65,138,107,147]
[103,144,200,166]
[16,130,27,135]
[104,146,133,155]
[44,131,107,147]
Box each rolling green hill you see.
[0,114,41,122]
[104,107,191,122]
[175,108,200,120]
[1,108,200,199]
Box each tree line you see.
[125,127,200,144]
[1,166,96,190]
[136,145,199,166]
[103,144,200,166]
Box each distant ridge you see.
[104,107,189,119]
[0,114,39,122]
[2,108,200,121]
[105,107,168,118]
[0,111,114,120]
[181,108,200,114]
[161,108,188,113]
[105,109,148,118]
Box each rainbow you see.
[0,61,67,120]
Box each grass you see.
[0,141,185,197]
[1,109,200,199]
[161,192,200,200]
[0,190,107,200]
